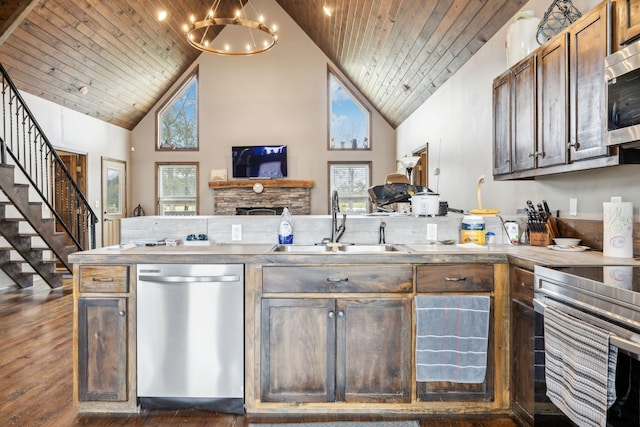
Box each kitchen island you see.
[69,241,640,416]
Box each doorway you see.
[102,158,126,247]
[56,150,88,248]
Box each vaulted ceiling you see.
[0,0,526,130]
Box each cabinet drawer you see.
[263,265,413,293]
[78,265,129,293]
[510,265,534,303]
[416,264,493,292]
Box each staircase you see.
[0,64,97,288]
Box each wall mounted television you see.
[232,145,287,178]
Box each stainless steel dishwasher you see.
[137,264,244,414]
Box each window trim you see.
[156,66,199,151]
[327,161,372,214]
[327,66,371,151]
[155,162,200,215]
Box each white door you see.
[102,158,126,247]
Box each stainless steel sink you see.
[339,244,403,253]
[269,244,331,253]
[268,244,404,253]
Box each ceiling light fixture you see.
[323,5,332,17]
[183,0,278,56]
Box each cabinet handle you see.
[326,277,349,283]
[337,311,345,317]
[328,311,335,318]
[445,276,467,282]
[92,277,115,282]
[118,310,125,316]
[568,138,580,150]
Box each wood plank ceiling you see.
[0,0,526,130]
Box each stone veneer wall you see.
[213,187,311,215]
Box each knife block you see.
[529,231,551,246]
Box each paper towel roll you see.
[603,202,633,258]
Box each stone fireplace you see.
[209,179,314,215]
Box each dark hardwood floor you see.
[0,280,518,426]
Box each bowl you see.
[553,237,581,246]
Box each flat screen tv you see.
[232,145,287,178]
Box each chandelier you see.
[183,0,278,56]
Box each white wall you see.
[21,92,131,247]
[397,0,640,220]
[130,0,396,215]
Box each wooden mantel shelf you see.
[209,179,314,189]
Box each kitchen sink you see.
[268,244,405,253]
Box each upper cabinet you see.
[616,0,640,48]
[493,1,640,180]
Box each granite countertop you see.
[68,243,640,267]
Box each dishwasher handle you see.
[138,275,241,283]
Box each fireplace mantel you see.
[210,180,314,215]
[208,179,314,189]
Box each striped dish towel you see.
[414,295,490,383]
[544,306,618,427]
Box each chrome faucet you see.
[331,190,346,243]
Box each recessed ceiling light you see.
[158,10,167,21]
[323,5,332,16]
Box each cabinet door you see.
[617,0,640,47]
[337,298,411,403]
[77,297,128,402]
[509,266,535,425]
[569,3,609,161]
[511,55,537,172]
[261,298,335,402]
[416,296,495,402]
[493,71,511,175]
[537,33,569,168]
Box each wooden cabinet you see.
[537,33,569,168]
[415,264,496,402]
[73,264,136,412]
[77,297,128,402]
[493,2,631,180]
[260,265,412,404]
[493,70,512,175]
[616,0,640,48]
[509,265,536,426]
[493,54,538,175]
[569,2,609,161]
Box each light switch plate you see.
[569,198,577,216]
[231,224,242,241]
[426,223,438,241]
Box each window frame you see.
[327,161,372,214]
[155,162,199,216]
[156,66,199,151]
[327,67,371,151]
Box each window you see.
[328,162,371,214]
[157,68,198,150]
[328,68,370,150]
[156,163,199,215]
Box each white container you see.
[411,194,440,216]
[460,215,485,245]
[506,10,541,67]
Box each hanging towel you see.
[414,295,490,383]
[544,306,619,427]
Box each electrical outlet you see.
[231,224,242,241]
[569,198,578,216]
[426,223,438,241]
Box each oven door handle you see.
[535,295,640,358]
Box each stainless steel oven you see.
[605,40,640,147]
[534,265,640,426]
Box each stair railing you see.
[0,63,97,250]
